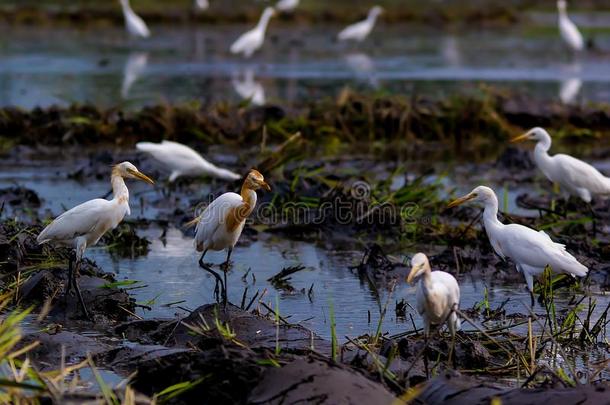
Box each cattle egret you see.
[119,0,151,39]
[448,186,588,305]
[193,169,271,305]
[230,7,276,57]
[37,162,154,319]
[511,128,610,202]
[136,140,241,182]
[557,0,584,52]
[276,0,299,13]
[337,6,383,42]
[407,253,461,338]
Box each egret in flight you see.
[407,253,460,338]
[230,7,276,58]
[276,0,299,13]
[136,140,241,182]
[37,162,154,319]
[120,0,151,39]
[511,127,610,203]
[557,0,584,52]
[337,6,383,42]
[192,169,271,305]
[448,186,588,305]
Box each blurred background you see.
[0,0,608,108]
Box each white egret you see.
[136,140,242,182]
[276,0,299,13]
[407,253,460,338]
[195,0,209,11]
[37,162,154,319]
[192,169,271,305]
[448,186,588,305]
[337,6,383,42]
[511,128,610,202]
[232,68,266,105]
[557,0,584,52]
[120,0,151,39]
[121,52,148,99]
[230,7,276,58]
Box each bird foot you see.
[220,261,233,271]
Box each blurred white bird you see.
[407,253,460,338]
[557,0,584,52]
[120,0,151,38]
[230,7,276,57]
[448,186,588,305]
[192,169,271,305]
[37,162,154,319]
[344,52,378,87]
[195,0,209,11]
[121,52,148,98]
[559,77,582,104]
[276,0,299,13]
[136,140,242,182]
[232,68,266,105]
[337,6,383,42]
[512,128,610,202]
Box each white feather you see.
[194,192,248,252]
[120,0,150,39]
[230,7,275,57]
[337,6,382,42]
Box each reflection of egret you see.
[37,162,155,319]
[338,6,383,42]
[557,0,583,52]
[136,140,242,182]
[119,0,150,39]
[407,253,460,338]
[559,77,582,104]
[230,7,276,57]
[192,169,271,306]
[232,68,266,105]
[448,186,588,306]
[121,52,148,98]
[512,128,610,202]
[441,35,462,67]
[195,0,209,11]
[276,0,299,13]
[344,52,378,87]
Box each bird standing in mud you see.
[230,7,276,57]
[511,128,610,203]
[448,186,588,306]
[557,0,584,52]
[337,6,383,43]
[136,140,241,183]
[119,0,151,39]
[407,253,460,338]
[37,162,154,319]
[192,169,271,306]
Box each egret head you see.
[263,6,277,18]
[370,5,384,16]
[447,185,496,208]
[510,127,551,144]
[245,169,271,191]
[406,252,430,284]
[557,0,567,11]
[114,161,155,184]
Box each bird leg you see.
[221,248,233,308]
[588,203,598,236]
[65,251,75,299]
[198,250,224,303]
[69,254,91,320]
[529,289,535,308]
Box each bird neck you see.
[257,11,273,32]
[120,0,132,13]
[238,184,258,220]
[481,194,503,232]
[367,11,379,23]
[420,266,433,290]
[111,167,130,204]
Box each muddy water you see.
[1,20,610,108]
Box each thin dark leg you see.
[588,203,598,236]
[530,290,535,308]
[198,250,224,303]
[221,248,233,307]
[73,259,91,320]
[65,251,75,299]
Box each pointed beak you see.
[129,169,155,185]
[447,193,476,209]
[261,181,271,192]
[406,266,419,284]
[510,133,530,143]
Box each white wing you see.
[37,199,124,246]
[126,11,150,38]
[552,154,610,195]
[230,30,260,56]
[560,17,584,51]
[338,21,369,41]
[194,192,243,251]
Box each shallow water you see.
[1,20,610,108]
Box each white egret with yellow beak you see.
[337,6,383,42]
[407,253,461,338]
[557,0,584,52]
[448,186,588,305]
[37,162,155,319]
[230,7,276,57]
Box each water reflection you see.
[344,52,378,87]
[232,67,265,105]
[559,61,582,104]
[121,52,148,98]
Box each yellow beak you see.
[406,267,416,284]
[447,193,476,208]
[261,181,271,192]
[510,133,530,143]
[129,169,155,185]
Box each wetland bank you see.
[1,0,610,403]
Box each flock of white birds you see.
[35,1,600,335]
